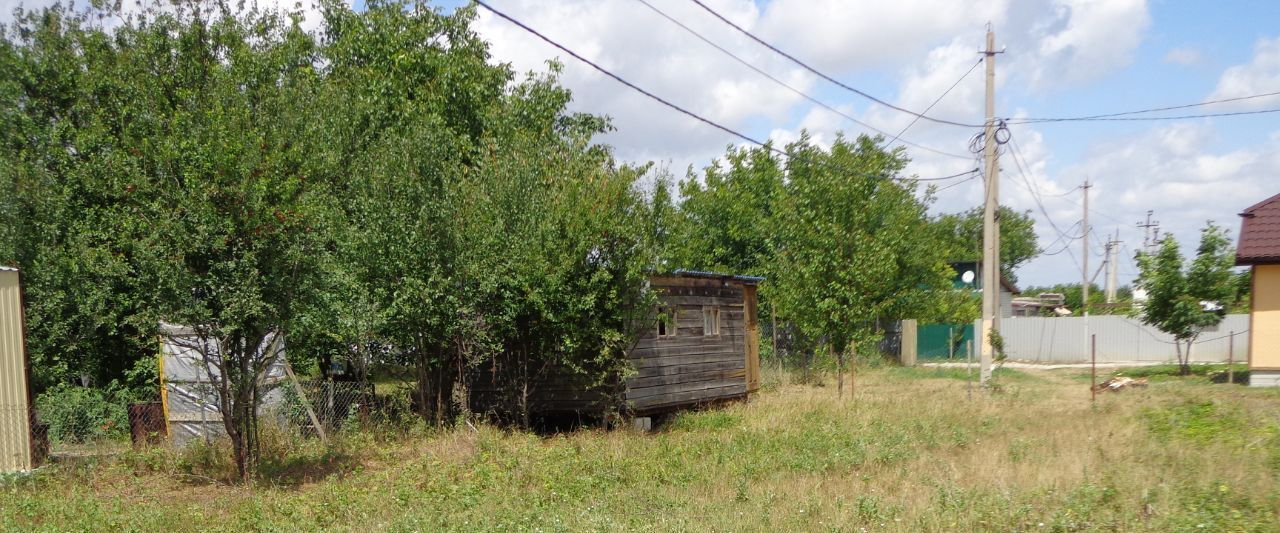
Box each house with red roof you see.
[1237,192,1280,387]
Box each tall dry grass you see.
[3,366,1279,531]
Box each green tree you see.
[668,145,784,276]
[932,205,1039,282]
[769,134,952,367]
[1135,223,1236,375]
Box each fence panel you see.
[917,323,975,361]
[997,314,1249,363]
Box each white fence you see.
[998,314,1249,364]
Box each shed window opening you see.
[658,307,678,338]
[702,306,721,336]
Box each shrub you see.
[34,383,132,444]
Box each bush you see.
[34,383,132,444]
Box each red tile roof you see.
[1237,192,1280,265]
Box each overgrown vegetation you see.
[0,0,1051,479]
[5,368,1279,531]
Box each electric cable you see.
[476,0,978,185]
[685,0,984,129]
[634,0,972,160]
[1008,107,1280,124]
[1010,89,1280,123]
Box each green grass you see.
[883,365,1036,382]
[1070,363,1251,384]
[4,368,1280,531]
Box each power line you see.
[1006,133,1081,272]
[1010,89,1280,122]
[1008,135,1077,244]
[886,58,983,150]
[685,0,984,129]
[476,0,979,185]
[633,0,972,160]
[1008,107,1280,124]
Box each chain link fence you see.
[14,379,410,462]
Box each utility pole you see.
[1081,180,1091,316]
[1137,210,1159,255]
[1105,229,1120,304]
[979,25,1000,388]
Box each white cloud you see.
[1208,36,1280,109]
[1017,0,1150,88]
[1015,122,1278,285]
[1163,46,1202,66]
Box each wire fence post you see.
[967,339,974,400]
[1090,334,1097,404]
[1228,331,1235,385]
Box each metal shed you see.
[0,266,35,472]
[158,324,289,446]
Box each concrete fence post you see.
[899,320,917,366]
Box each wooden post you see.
[282,356,328,443]
[835,343,843,399]
[1090,334,1097,404]
[967,339,974,400]
[1228,331,1235,385]
[771,302,779,369]
[850,340,856,399]
[948,326,955,361]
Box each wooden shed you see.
[626,271,762,414]
[467,271,762,422]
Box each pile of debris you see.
[1093,376,1149,392]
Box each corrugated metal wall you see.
[999,314,1250,363]
[0,268,34,472]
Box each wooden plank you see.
[743,285,761,393]
[629,359,744,378]
[660,296,744,307]
[629,383,748,409]
[650,277,743,289]
[625,377,747,400]
[631,352,747,369]
[628,343,743,360]
[626,370,746,390]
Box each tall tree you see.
[668,145,784,276]
[769,134,952,359]
[932,205,1040,282]
[1135,223,1236,375]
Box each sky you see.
[5,0,1280,288]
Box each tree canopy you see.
[1135,223,1237,375]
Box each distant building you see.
[1011,293,1068,317]
[1236,192,1280,387]
[949,261,1019,318]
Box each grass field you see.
[4,366,1280,531]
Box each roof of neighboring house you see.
[1237,192,1280,265]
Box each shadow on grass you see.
[886,366,1037,382]
[255,449,361,489]
[1081,363,1250,385]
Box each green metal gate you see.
[917,323,975,361]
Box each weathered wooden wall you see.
[625,276,752,414]
[466,274,761,420]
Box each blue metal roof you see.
[670,269,765,283]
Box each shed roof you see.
[668,269,764,283]
[1236,192,1280,265]
[0,266,16,272]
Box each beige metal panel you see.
[0,268,34,472]
[1250,265,1280,373]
